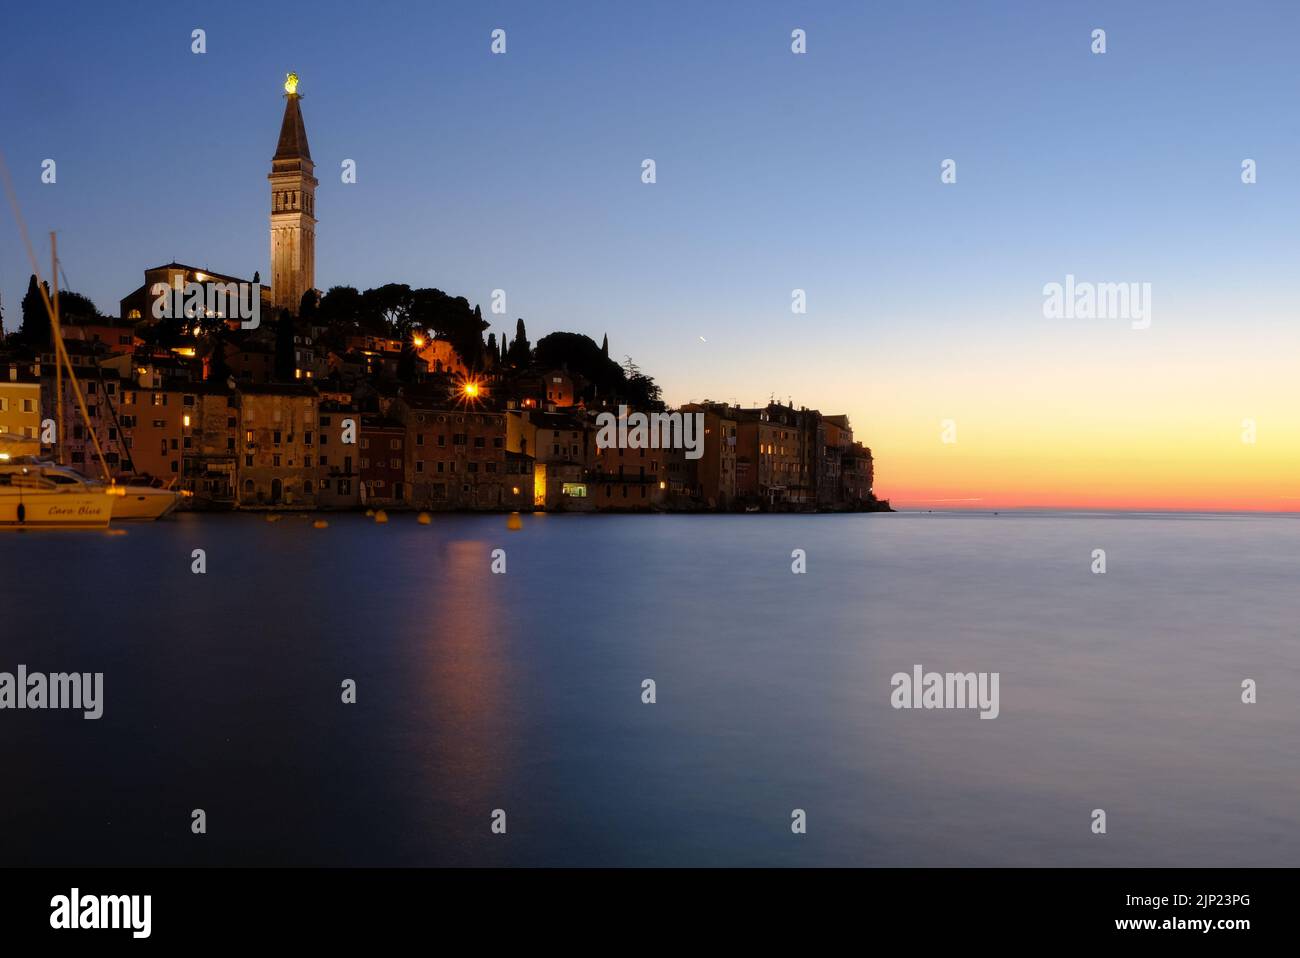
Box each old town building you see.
[394,397,511,510]
[683,401,737,509]
[591,436,667,511]
[735,403,818,507]
[0,359,42,454]
[118,382,188,481]
[236,382,319,507]
[183,383,239,507]
[510,408,593,510]
[843,442,875,505]
[359,415,406,505]
[315,402,361,509]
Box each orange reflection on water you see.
[408,536,515,821]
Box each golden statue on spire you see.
[284,72,299,95]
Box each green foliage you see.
[361,283,413,335]
[20,275,50,346]
[535,332,619,391]
[298,288,320,322]
[531,333,664,410]
[207,334,232,384]
[622,356,664,411]
[397,339,417,381]
[53,290,101,323]
[315,284,487,368]
[288,280,663,400]
[319,286,362,325]
[505,317,530,365]
[408,288,487,368]
[18,277,107,346]
[274,309,296,381]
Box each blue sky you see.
[3,1,1299,504]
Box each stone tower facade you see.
[268,74,317,313]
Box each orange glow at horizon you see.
[865,334,1300,512]
[667,316,1300,513]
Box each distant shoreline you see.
[182,500,895,517]
[884,508,1299,518]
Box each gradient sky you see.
[2,0,1297,510]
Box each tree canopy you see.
[15,275,105,347]
[315,283,487,367]
[532,332,664,410]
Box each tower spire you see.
[269,73,317,312]
[274,74,312,163]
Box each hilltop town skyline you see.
[0,68,880,516]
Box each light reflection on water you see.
[0,511,1296,866]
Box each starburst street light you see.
[451,373,484,406]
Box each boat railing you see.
[3,472,59,491]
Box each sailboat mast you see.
[47,232,112,482]
[52,235,63,465]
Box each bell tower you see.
[268,73,317,313]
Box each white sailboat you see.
[110,477,184,521]
[21,235,184,522]
[0,443,178,525]
[2,167,186,524]
[0,444,116,529]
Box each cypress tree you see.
[299,288,319,322]
[274,309,297,381]
[507,318,529,365]
[20,274,50,346]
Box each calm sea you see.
[1,511,1297,866]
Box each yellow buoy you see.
[507,512,523,531]
[374,509,389,524]
[313,519,329,529]
[417,512,431,525]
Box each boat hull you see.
[111,487,183,520]
[0,491,114,528]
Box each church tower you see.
[268,73,317,313]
